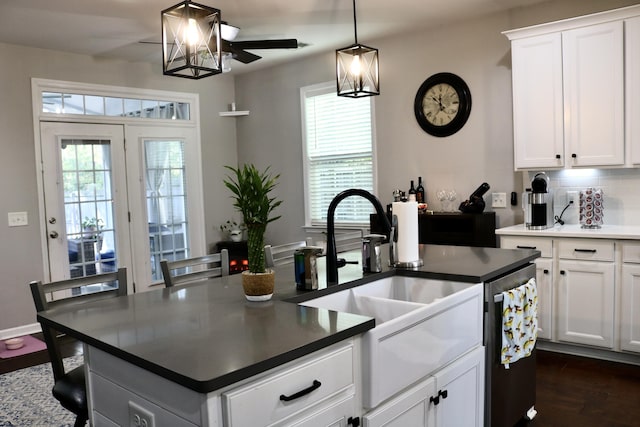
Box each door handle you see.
[49,231,59,239]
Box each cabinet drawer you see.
[622,242,640,263]
[222,343,354,426]
[500,236,552,258]
[90,374,197,427]
[557,239,614,261]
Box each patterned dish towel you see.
[501,278,538,369]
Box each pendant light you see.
[162,0,223,79]
[336,0,380,97]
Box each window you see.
[301,82,376,226]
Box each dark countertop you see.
[37,244,539,394]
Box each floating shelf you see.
[219,110,250,117]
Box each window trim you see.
[300,81,378,228]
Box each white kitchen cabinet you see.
[510,33,564,169]
[556,238,615,348]
[505,8,630,170]
[562,21,624,167]
[626,16,640,165]
[498,236,553,340]
[363,347,484,427]
[620,243,640,353]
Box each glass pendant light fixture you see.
[336,0,380,97]
[162,0,222,79]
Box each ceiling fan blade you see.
[230,39,298,50]
[231,49,262,64]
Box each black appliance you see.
[484,263,537,427]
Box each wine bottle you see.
[408,180,416,202]
[416,177,425,204]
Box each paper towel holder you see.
[389,215,424,269]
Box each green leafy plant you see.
[223,164,282,273]
[81,217,104,239]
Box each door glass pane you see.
[61,139,118,282]
[145,140,190,281]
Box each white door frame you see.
[32,78,203,289]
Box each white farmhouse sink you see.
[301,276,483,408]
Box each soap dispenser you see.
[362,234,386,273]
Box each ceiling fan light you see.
[336,43,379,98]
[162,0,222,79]
[221,23,240,41]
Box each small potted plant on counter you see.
[224,164,281,300]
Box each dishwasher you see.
[484,263,537,427]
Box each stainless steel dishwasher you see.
[484,263,537,427]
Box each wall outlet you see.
[567,191,579,207]
[491,192,507,208]
[129,401,155,427]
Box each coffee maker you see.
[526,172,554,230]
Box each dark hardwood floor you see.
[515,350,640,427]
[2,339,639,426]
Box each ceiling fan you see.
[141,22,299,65]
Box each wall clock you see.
[414,72,472,137]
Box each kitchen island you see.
[37,244,539,426]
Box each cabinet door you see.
[535,258,553,340]
[626,16,640,165]
[621,264,640,353]
[363,377,436,427]
[557,260,615,348]
[511,33,564,169]
[434,347,484,427]
[562,21,624,167]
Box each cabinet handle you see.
[574,248,597,253]
[347,416,361,426]
[279,380,321,402]
[440,389,448,399]
[516,245,536,250]
[430,395,440,405]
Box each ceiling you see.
[0,0,547,75]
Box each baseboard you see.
[537,340,640,366]
[0,323,42,340]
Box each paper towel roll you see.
[392,201,419,262]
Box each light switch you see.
[8,212,28,227]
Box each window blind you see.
[302,84,374,225]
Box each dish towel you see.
[501,278,538,369]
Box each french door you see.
[40,122,205,292]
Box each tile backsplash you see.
[525,169,640,226]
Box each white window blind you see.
[301,82,375,226]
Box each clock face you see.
[414,73,472,137]
[423,83,460,126]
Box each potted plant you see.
[224,164,282,300]
[81,216,104,252]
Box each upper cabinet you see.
[504,5,640,170]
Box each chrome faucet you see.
[326,189,392,285]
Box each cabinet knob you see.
[560,270,566,275]
[543,269,549,274]
[347,416,361,426]
[555,154,561,159]
[572,153,577,158]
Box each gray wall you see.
[234,0,640,246]
[0,43,239,333]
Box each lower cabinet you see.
[621,264,640,352]
[534,257,553,340]
[363,347,484,427]
[557,259,615,348]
